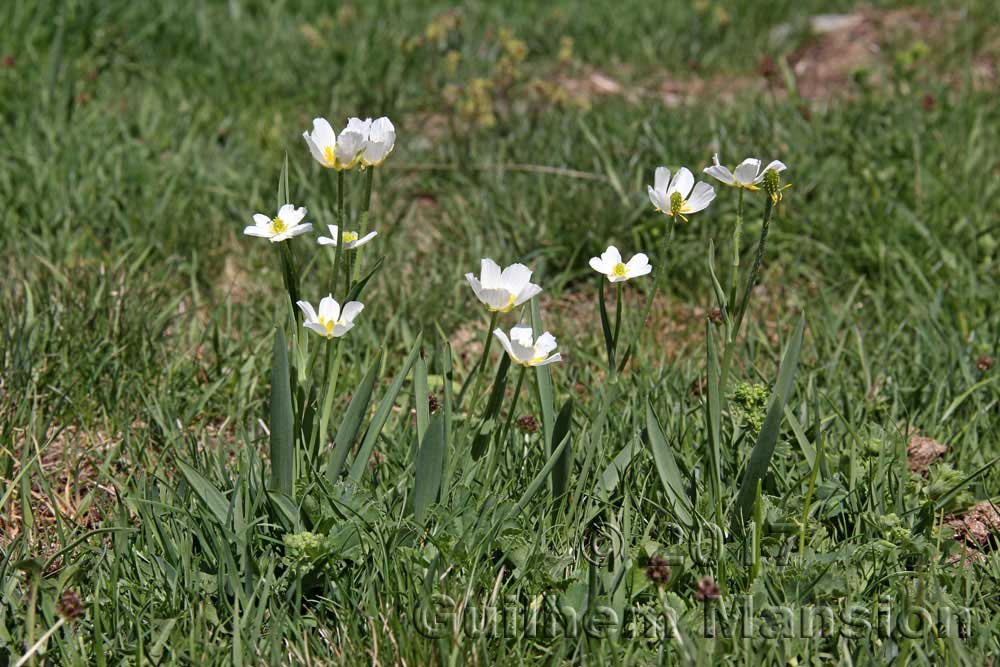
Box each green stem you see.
[495,365,527,459]
[719,196,774,393]
[618,216,676,372]
[329,170,346,297]
[278,241,300,317]
[598,278,615,373]
[727,188,745,335]
[457,310,499,408]
[314,340,342,462]
[612,281,624,355]
[351,167,375,288]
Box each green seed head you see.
[669,191,684,217]
[763,169,782,200]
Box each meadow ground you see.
[2,0,1000,664]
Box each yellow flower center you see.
[528,354,546,366]
[323,146,336,167]
[669,192,684,217]
[611,262,627,278]
[342,231,359,244]
[271,217,287,234]
[318,317,340,337]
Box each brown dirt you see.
[906,432,948,474]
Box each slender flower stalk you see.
[457,310,500,408]
[590,245,651,375]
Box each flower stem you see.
[598,278,615,373]
[612,281,624,357]
[727,188,745,333]
[313,340,342,461]
[719,196,774,393]
[457,310,499,408]
[329,170,346,298]
[350,167,375,289]
[618,217,676,372]
[496,365,527,454]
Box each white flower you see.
[317,224,377,249]
[647,166,715,222]
[296,295,364,339]
[465,259,542,313]
[589,246,652,283]
[243,204,312,242]
[361,117,396,167]
[302,117,366,170]
[494,325,562,367]
[703,154,787,190]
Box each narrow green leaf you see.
[705,320,722,522]
[346,256,385,302]
[327,351,382,482]
[177,460,230,526]
[471,354,510,460]
[644,402,693,527]
[550,398,574,501]
[349,333,423,481]
[731,314,806,532]
[269,327,294,496]
[413,412,447,524]
[530,299,556,459]
[415,355,430,444]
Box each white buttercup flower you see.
[647,166,715,222]
[465,259,542,313]
[703,154,787,190]
[317,224,377,249]
[494,325,562,367]
[589,246,651,283]
[303,117,366,170]
[296,295,364,339]
[361,117,395,167]
[243,204,312,242]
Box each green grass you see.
[2,0,1000,664]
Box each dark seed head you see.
[58,590,84,620]
[708,308,723,325]
[428,393,441,414]
[977,355,995,372]
[516,415,539,434]
[694,576,721,601]
[645,555,671,586]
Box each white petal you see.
[480,258,502,288]
[243,226,271,238]
[318,236,337,246]
[296,300,318,323]
[310,118,336,147]
[734,158,762,185]
[304,322,329,338]
[253,213,271,226]
[535,331,558,355]
[683,182,716,213]
[512,282,542,307]
[286,223,313,238]
[625,253,650,272]
[629,264,652,279]
[601,246,622,266]
[335,130,365,163]
[754,160,787,182]
[648,186,668,212]
[668,167,694,198]
[703,164,735,185]
[465,273,484,299]
[589,257,610,275]
[318,295,340,322]
[277,204,296,220]
[331,322,355,337]
[346,117,373,135]
[284,206,307,226]
[510,325,534,345]
[481,287,514,311]
[500,263,532,294]
[303,132,327,165]
[654,166,670,192]
[493,328,515,359]
[340,301,364,323]
[535,353,562,366]
[510,337,536,364]
[352,231,378,247]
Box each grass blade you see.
[413,412,446,524]
[177,460,230,526]
[269,327,294,496]
[327,350,383,482]
[644,401,693,527]
[731,314,806,532]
